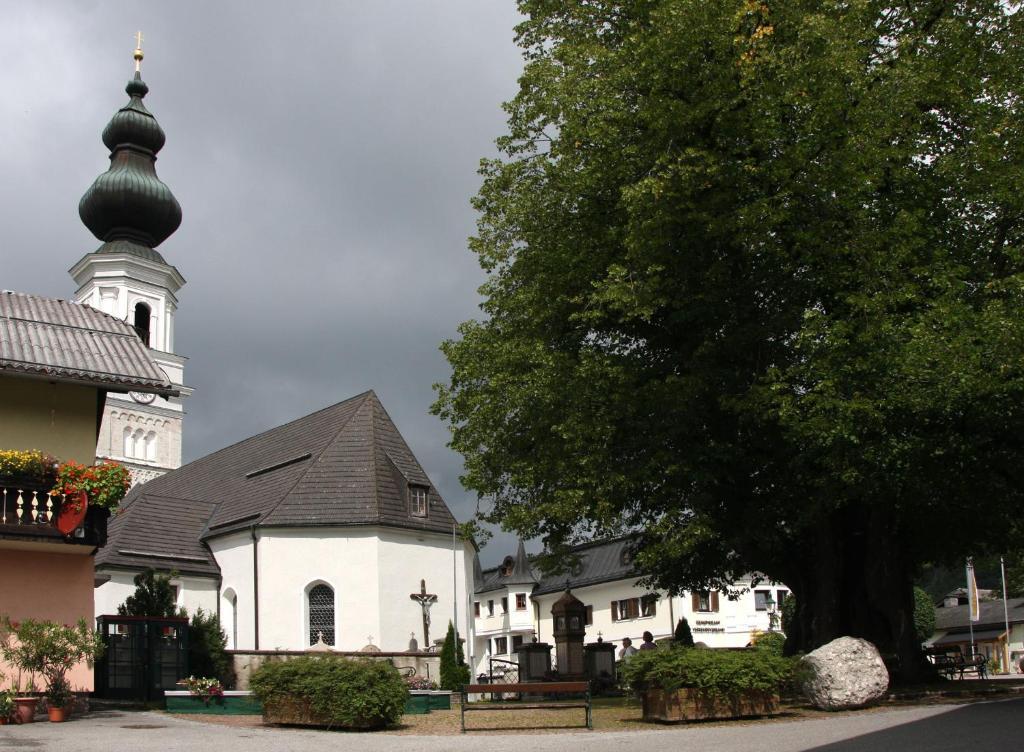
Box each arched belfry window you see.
[307,583,335,646]
[133,302,151,347]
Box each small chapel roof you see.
[97,391,459,574]
[475,536,641,596]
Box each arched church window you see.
[123,426,133,457]
[145,431,157,462]
[131,429,145,459]
[308,584,335,646]
[133,302,151,347]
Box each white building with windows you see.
[471,538,787,677]
[94,391,476,653]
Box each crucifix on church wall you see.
[409,579,437,648]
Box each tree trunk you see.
[784,504,923,684]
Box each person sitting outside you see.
[639,630,657,651]
[619,637,638,660]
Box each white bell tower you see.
[70,42,190,485]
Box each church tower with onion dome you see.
[69,36,190,484]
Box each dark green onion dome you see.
[79,71,182,251]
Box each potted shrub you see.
[52,461,131,511]
[44,677,72,722]
[0,687,14,725]
[0,617,104,723]
[12,678,38,724]
[621,646,796,722]
[251,656,407,730]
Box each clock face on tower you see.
[129,391,156,405]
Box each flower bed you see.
[165,690,262,715]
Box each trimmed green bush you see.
[674,617,695,648]
[913,586,936,644]
[188,609,234,688]
[751,631,786,656]
[250,657,407,730]
[438,622,470,691]
[621,647,797,698]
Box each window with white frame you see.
[612,598,639,621]
[641,594,658,617]
[693,591,720,613]
[409,486,428,517]
[754,590,771,611]
[494,636,508,654]
[515,593,527,610]
[308,583,335,646]
[487,600,494,616]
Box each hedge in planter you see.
[621,647,797,722]
[250,657,407,730]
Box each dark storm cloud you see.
[0,1,531,564]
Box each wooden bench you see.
[460,681,592,732]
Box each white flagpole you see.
[1001,557,1011,672]
[966,557,977,655]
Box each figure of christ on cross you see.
[409,579,438,649]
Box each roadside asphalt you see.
[1,697,1019,752]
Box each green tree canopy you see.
[435,0,1024,679]
[117,568,180,618]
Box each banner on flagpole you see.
[966,558,981,623]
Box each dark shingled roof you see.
[476,537,640,595]
[934,597,1024,633]
[0,291,176,395]
[96,391,459,575]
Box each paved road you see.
[1,698,1019,752]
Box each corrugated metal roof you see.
[0,291,176,395]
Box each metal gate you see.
[94,615,189,701]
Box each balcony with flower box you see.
[0,485,109,550]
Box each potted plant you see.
[181,676,225,706]
[0,450,58,490]
[0,617,104,723]
[621,646,797,722]
[13,678,38,724]
[0,686,14,725]
[44,677,72,722]
[52,461,131,511]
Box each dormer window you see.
[499,556,514,577]
[409,485,428,517]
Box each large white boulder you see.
[801,636,889,710]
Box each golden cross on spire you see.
[133,30,144,72]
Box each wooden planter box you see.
[165,690,262,715]
[404,693,431,715]
[641,688,779,722]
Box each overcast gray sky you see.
[0,1,526,565]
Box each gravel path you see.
[1,697,1020,752]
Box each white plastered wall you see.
[208,531,256,650]
[94,568,218,618]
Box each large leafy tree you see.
[435,0,1024,679]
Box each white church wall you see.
[209,531,256,650]
[376,529,474,653]
[94,568,218,619]
[95,569,140,617]
[256,528,381,651]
